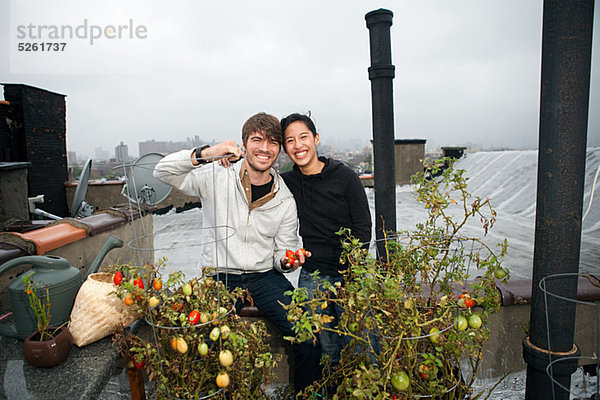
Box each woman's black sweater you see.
[282,157,372,276]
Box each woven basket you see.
[69,272,141,347]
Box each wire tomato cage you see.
[118,152,241,399]
[538,272,599,399]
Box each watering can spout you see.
[86,235,123,278]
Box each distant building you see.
[139,136,207,156]
[94,147,110,161]
[115,141,129,163]
[67,151,77,165]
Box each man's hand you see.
[191,140,244,167]
[280,249,312,271]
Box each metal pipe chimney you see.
[523,1,594,398]
[365,9,397,254]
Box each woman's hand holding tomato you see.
[280,248,311,270]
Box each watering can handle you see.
[0,255,70,276]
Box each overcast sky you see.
[1,0,599,159]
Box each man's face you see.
[243,131,280,173]
[283,121,319,169]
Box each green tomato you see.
[348,322,360,333]
[456,315,468,331]
[209,327,220,341]
[220,325,231,340]
[197,342,208,356]
[182,283,193,296]
[391,371,410,391]
[468,313,483,329]
[494,268,508,280]
[428,327,441,343]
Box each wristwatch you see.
[195,145,211,164]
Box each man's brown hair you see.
[241,112,283,146]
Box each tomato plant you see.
[111,260,278,400]
[282,159,509,399]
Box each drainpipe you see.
[365,9,397,256]
[523,1,594,399]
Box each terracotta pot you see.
[22,326,73,368]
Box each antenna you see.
[122,153,172,205]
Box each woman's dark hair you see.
[280,112,317,136]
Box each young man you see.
[153,112,320,392]
[280,113,372,365]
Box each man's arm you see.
[153,149,202,197]
[192,140,243,167]
[153,141,244,196]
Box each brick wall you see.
[2,84,68,217]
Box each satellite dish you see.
[122,153,172,205]
[71,159,94,218]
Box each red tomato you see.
[172,302,183,312]
[458,293,476,308]
[133,354,145,369]
[295,248,306,257]
[134,278,144,290]
[113,271,123,286]
[188,310,200,325]
[418,364,432,380]
[152,278,162,291]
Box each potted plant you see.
[283,159,510,399]
[111,260,280,399]
[21,272,73,368]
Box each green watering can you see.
[0,235,123,339]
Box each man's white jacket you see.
[153,150,299,275]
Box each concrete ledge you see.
[0,213,153,315]
[497,276,600,305]
[15,223,87,255]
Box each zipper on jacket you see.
[243,209,251,273]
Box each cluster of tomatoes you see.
[285,248,306,266]
[114,271,158,306]
[114,272,234,389]
[388,292,485,394]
